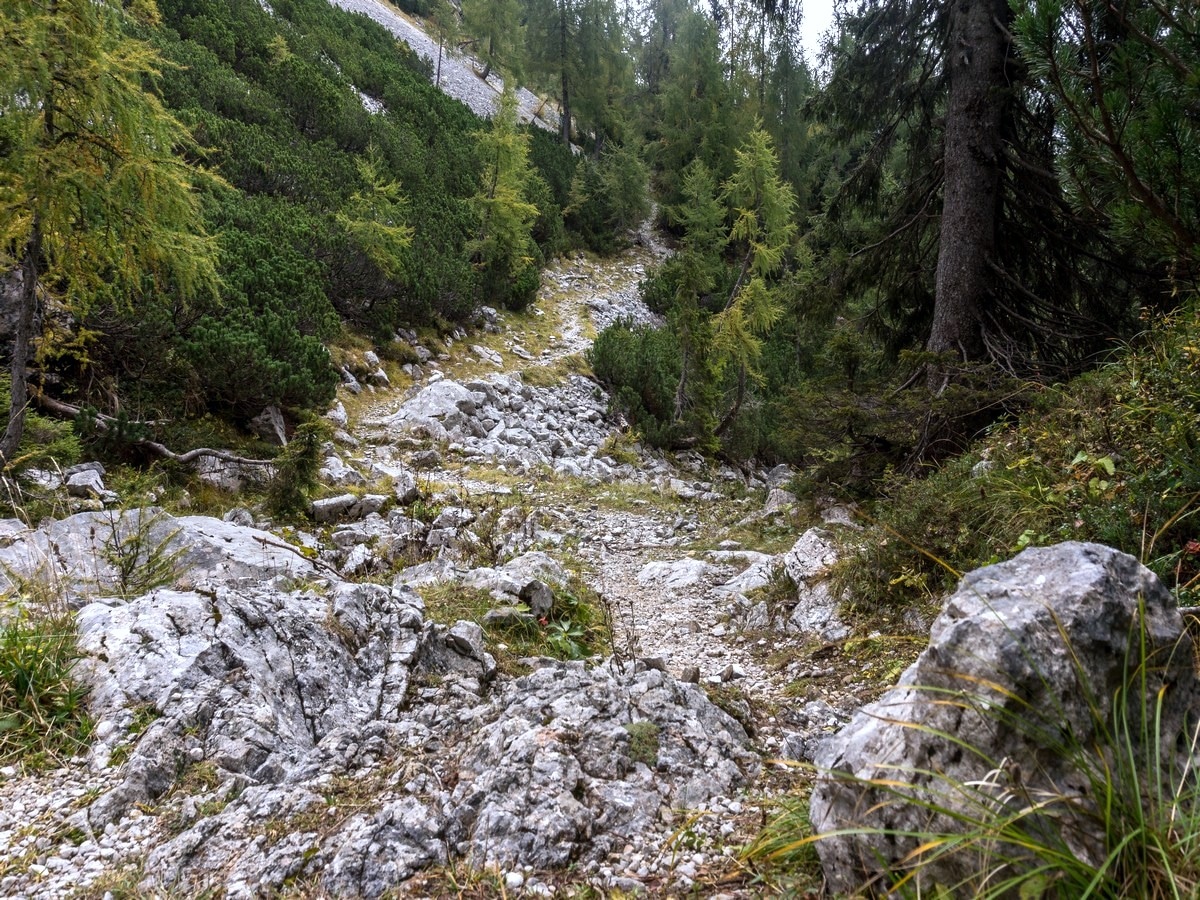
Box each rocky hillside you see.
[0,224,903,897]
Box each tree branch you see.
[35,394,276,467]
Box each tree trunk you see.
[673,350,689,422]
[713,363,747,438]
[928,0,1011,368]
[0,218,41,467]
[558,8,571,146]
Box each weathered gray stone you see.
[351,494,387,519]
[387,381,477,424]
[0,510,320,598]
[320,455,364,486]
[222,508,255,528]
[762,487,796,514]
[519,579,554,618]
[249,406,288,446]
[76,580,427,829]
[326,401,349,428]
[811,543,1200,895]
[432,506,475,530]
[483,606,533,628]
[781,528,847,640]
[636,558,714,590]
[66,469,117,503]
[312,494,358,523]
[445,663,754,870]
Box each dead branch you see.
[35,393,276,467]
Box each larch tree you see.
[524,0,579,146]
[470,87,541,309]
[712,127,796,435]
[523,0,627,148]
[336,144,414,284]
[0,0,219,466]
[429,0,461,89]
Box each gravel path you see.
[330,0,557,130]
[356,225,804,751]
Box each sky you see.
[800,0,837,66]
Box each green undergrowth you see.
[837,302,1200,612]
[418,576,608,675]
[0,609,92,769]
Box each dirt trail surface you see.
[348,228,869,755]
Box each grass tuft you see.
[0,611,92,769]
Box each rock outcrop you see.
[810,542,1200,894]
[0,513,755,898]
[371,374,651,483]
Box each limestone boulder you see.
[810,542,1200,894]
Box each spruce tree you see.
[821,0,1150,381]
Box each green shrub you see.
[836,303,1200,611]
[0,378,82,478]
[589,321,685,448]
[266,417,330,518]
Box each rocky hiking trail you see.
[0,228,926,898]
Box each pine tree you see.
[1014,0,1200,279]
[0,0,219,465]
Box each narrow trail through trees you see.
[352,235,805,757]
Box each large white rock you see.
[810,543,1200,894]
[636,558,715,590]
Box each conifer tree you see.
[470,87,540,309]
[0,0,219,465]
[822,0,1150,383]
[462,0,523,80]
[429,0,460,89]
[669,160,726,427]
[336,146,414,284]
[1014,0,1200,278]
[712,128,795,435]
